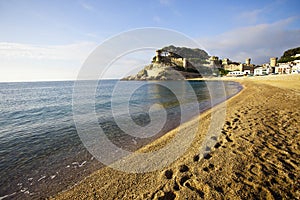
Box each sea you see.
[0,80,242,199]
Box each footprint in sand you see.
[206,163,215,171]
[179,175,190,186]
[184,182,204,198]
[157,191,176,200]
[214,186,224,195]
[203,153,212,160]
[193,155,200,162]
[225,135,233,143]
[164,169,173,179]
[173,180,180,191]
[179,165,189,173]
[233,118,239,123]
[214,142,221,149]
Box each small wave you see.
[72,161,87,168]
[0,192,16,200]
[37,175,46,182]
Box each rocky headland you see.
[122,45,211,80]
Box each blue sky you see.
[0,0,300,81]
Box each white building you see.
[243,69,251,75]
[292,54,300,57]
[291,64,300,74]
[254,67,270,76]
[227,71,244,77]
[293,59,300,64]
[254,67,263,76]
[275,64,291,74]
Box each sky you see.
[0,0,300,82]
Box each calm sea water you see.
[0,80,242,199]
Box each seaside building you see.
[293,59,300,64]
[275,63,291,74]
[291,65,300,74]
[223,57,254,74]
[242,65,256,75]
[253,67,270,76]
[227,71,244,77]
[223,62,242,72]
[243,68,251,75]
[292,53,300,57]
[254,67,263,76]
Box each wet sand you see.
[52,74,300,200]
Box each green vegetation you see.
[278,47,300,63]
[217,68,230,76]
[162,45,209,61]
[189,58,209,65]
[278,56,300,63]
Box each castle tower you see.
[155,50,162,62]
[245,58,251,66]
[210,56,219,66]
[222,58,229,65]
[270,57,278,67]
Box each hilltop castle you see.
[153,49,188,69]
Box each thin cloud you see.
[198,17,300,64]
[236,0,287,25]
[80,1,94,11]
[0,42,97,61]
[239,9,264,24]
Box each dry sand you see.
[52,74,300,200]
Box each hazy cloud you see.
[238,9,264,24]
[199,17,300,64]
[0,42,96,61]
[80,1,94,11]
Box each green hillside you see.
[162,45,209,65]
[278,47,300,63]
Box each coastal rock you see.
[123,63,185,80]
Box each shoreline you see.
[53,74,300,199]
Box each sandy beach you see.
[52,74,300,200]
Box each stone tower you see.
[222,58,229,65]
[155,50,161,62]
[245,58,251,66]
[270,57,278,67]
[210,56,219,66]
